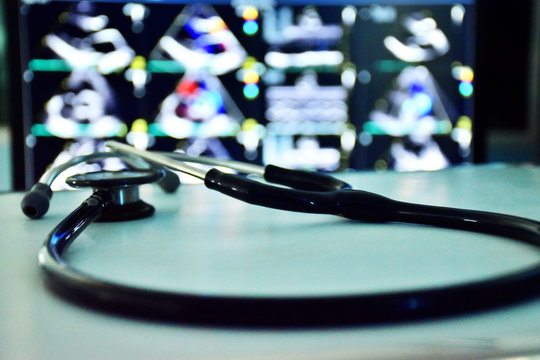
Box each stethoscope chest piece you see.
[66,169,164,222]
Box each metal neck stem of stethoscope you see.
[105,141,266,178]
[38,152,149,186]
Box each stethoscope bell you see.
[66,169,165,222]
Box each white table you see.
[1,164,539,359]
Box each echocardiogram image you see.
[18,0,474,185]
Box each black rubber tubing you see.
[39,169,540,327]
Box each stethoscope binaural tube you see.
[21,152,180,220]
[37,145,540,326]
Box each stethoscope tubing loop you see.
[38,169,540,326]
[33,143,540,326]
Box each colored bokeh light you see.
[243,83,259,99]
[459,67,474,82]
[459,81,473,97]
[243,20,259,36]
[243,69,259,83]
[242,7,258,20]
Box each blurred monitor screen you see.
[17,0,475,188]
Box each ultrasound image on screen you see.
[18,0,475,187]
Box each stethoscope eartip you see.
[157,168,181,193]
[21,183,53,219]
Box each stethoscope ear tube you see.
[21,150,181,220]
[263,165,351,191]
[204,168,401,222]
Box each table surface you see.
[1,164,539,360]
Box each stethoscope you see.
[21,140,540,326]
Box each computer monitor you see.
[16,0,475,189]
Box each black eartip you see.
[157,169,181,193]
[21,183,53,219]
